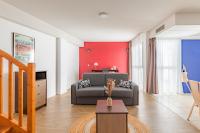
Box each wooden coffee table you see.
[96,100,128,133]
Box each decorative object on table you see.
[112,65,117,70]
[93,62,99,70]
[13,33,35,64]
[104,79,115,107]
[118,80,132,89]
[181,64,190,93]
[79,79,91,88]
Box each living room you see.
[0,0,200,133]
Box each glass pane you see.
[156,39,181,94]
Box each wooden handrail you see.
[0,50,28,71]
[0,56,3,114]
[0,49,35,133]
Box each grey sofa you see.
[71,73,139,106]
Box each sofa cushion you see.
[78,79,91,88]
[111,87,133,98]
[105,73,128,85]
[118,80,132,89]
[76,87,105,97]
[83,73,105,86]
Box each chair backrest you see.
[188,80,200,105]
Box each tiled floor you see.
[153,94,200,130]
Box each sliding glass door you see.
[156,39,182,94]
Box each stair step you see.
[0,125,11,133]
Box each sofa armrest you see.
[130,82,139,105]
[71,82,79,104]
[130,82,138,90]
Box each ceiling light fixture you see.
[99,12,109,18]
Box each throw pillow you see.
[118,80,132,89]
[79,79,91,88]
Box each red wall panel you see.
[79,42,129,79]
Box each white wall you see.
[0,17,56,112]
[56,38,79,94]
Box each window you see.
[132,34,146,90]
[156,39,182,94]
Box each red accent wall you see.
[79,42,129,79]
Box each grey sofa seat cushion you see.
[83,73,105,86]
[111,87,133,98]
[76,87,105,97]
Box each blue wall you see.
[182,40,200,82]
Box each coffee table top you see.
[96,100,128,114]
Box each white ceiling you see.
[3,0,200,41]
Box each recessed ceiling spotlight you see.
[99,12,109,18]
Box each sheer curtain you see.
[156,39,182,94]
[132,34,146,90]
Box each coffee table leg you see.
[126,114,128,133]
[96,113,98,133]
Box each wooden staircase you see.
[0,125,11,133]
[0,49,36,133]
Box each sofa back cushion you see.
[78,79,91,88]
[105,73,128,85]
[83,73,106,86]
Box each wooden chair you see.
[187,80,200,121]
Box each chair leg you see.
[199,105,200,117]
[187,102,195,121]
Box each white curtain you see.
[132,34,146,90]
[156,39,182,94]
